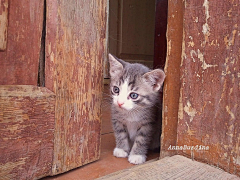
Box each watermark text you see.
[168,145,209,151]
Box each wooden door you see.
[106,0,156,78]
[45,0,108,175]
[177,0,240,175]
[162,0,240,177]
[0,0,108,179]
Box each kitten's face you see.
[109,54,165,111]
[111,78,146,111]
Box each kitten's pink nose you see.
[117,101,124,107]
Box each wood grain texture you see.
[0,0,8,50]
[160,0,184,159]
[118,0,155,63]
[178,0,240,176]
[0,0,44,85]
[0,85,55,180]
[45,0,108,175]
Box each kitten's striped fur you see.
[109,54,165,164]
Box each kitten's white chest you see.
[126,121,139,141]
[124,111,143,140]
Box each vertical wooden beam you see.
[0,0,8,50]
[160,0,184,158]
[45,0,108,175]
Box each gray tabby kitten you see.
[109,54,165,164]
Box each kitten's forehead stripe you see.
[128,80,135,86]
[132,87,139,91]
[129,82,135,90]
[120,76,124,84]
[117,76,124,86]
[128,74,137,90]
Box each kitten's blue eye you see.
[129,93,139,99]
[113,86,120,93]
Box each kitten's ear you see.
[109,54,123,78]
[143,69,165,92]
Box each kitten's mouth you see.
[116,105,133,112]
[117,105,125,110]
[115,104,127,110]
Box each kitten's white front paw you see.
[113,148,128,158]
[128,154,146,164]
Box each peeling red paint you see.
[177,0,240,176]
[0,0,44,85]
[0,85,55,180]
[45,0,108,175]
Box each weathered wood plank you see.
[160,0,184,159]
[0,0,8,50]
[45,0,108,175]
[178,0,240,176]
[0,0,44,85]
[0,85,55,180]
